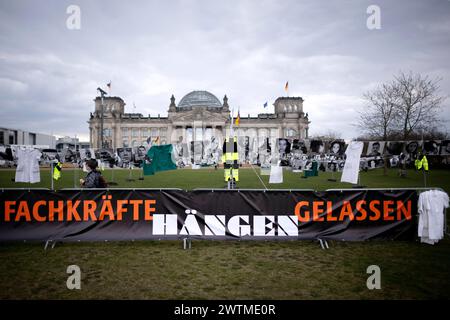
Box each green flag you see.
[143,144,177,176]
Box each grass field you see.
[1,167,450,193]
[0,167,449,300]
[1,240,450,300]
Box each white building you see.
[0,127,55,148]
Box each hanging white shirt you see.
[418,190,449,244]
[269,165,283,184]
[341,141,364,185]
[15,148,42,183]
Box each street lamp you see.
[97,87,107,149]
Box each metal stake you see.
[182,238,192,250]
[50,162,54,190]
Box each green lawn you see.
[1,167,449,194]
[0,240,449,299]
[0,167,449,300]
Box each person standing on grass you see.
[80,159,108,188]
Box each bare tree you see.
[358,83,398,176]
[394,71,444,140]
[358,71,445,140]
[357,71,446,175]
[358,82,399,141]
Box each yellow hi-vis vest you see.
[222,137,239,182]
[415,155,429,171]
[422,155,429,171]
[53,162,62,180]
[415,159,421,170]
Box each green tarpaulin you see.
[143,144,177,175]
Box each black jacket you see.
[83,170,103,188]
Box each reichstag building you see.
[88,90,310,150]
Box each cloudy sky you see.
[1,0,449,141]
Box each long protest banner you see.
[0,189,417,241]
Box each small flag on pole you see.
[284,81,289,92]
[107,81,111,94]
[263,102,268,108]
[229,108,234,137]
[154,136,160,145]
[235,109,240,126]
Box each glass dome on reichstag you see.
[178,90,222,108]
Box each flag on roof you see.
[235,110,240,126]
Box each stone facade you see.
[88,90,310,149]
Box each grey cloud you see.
[0,0,449,140]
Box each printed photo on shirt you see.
[238,136,252,163]
[310,140,324,154]
[276,138,291,166]
[367,141,385,157]
[328,140,345,157]
[115,147,132,167]
[134,145,147,161]
[203,136,220,166]
[386,141,404,156]
[439,140,450,155]
[292,139,308,154]
[423,140,440,155]
[257,137,272,167]
[41,148,59,164]
[59,148,74,163]
[80,148,95,161]
[405,141,421,156]
[190,141,203,165]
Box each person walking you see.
[80,159,108,188]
